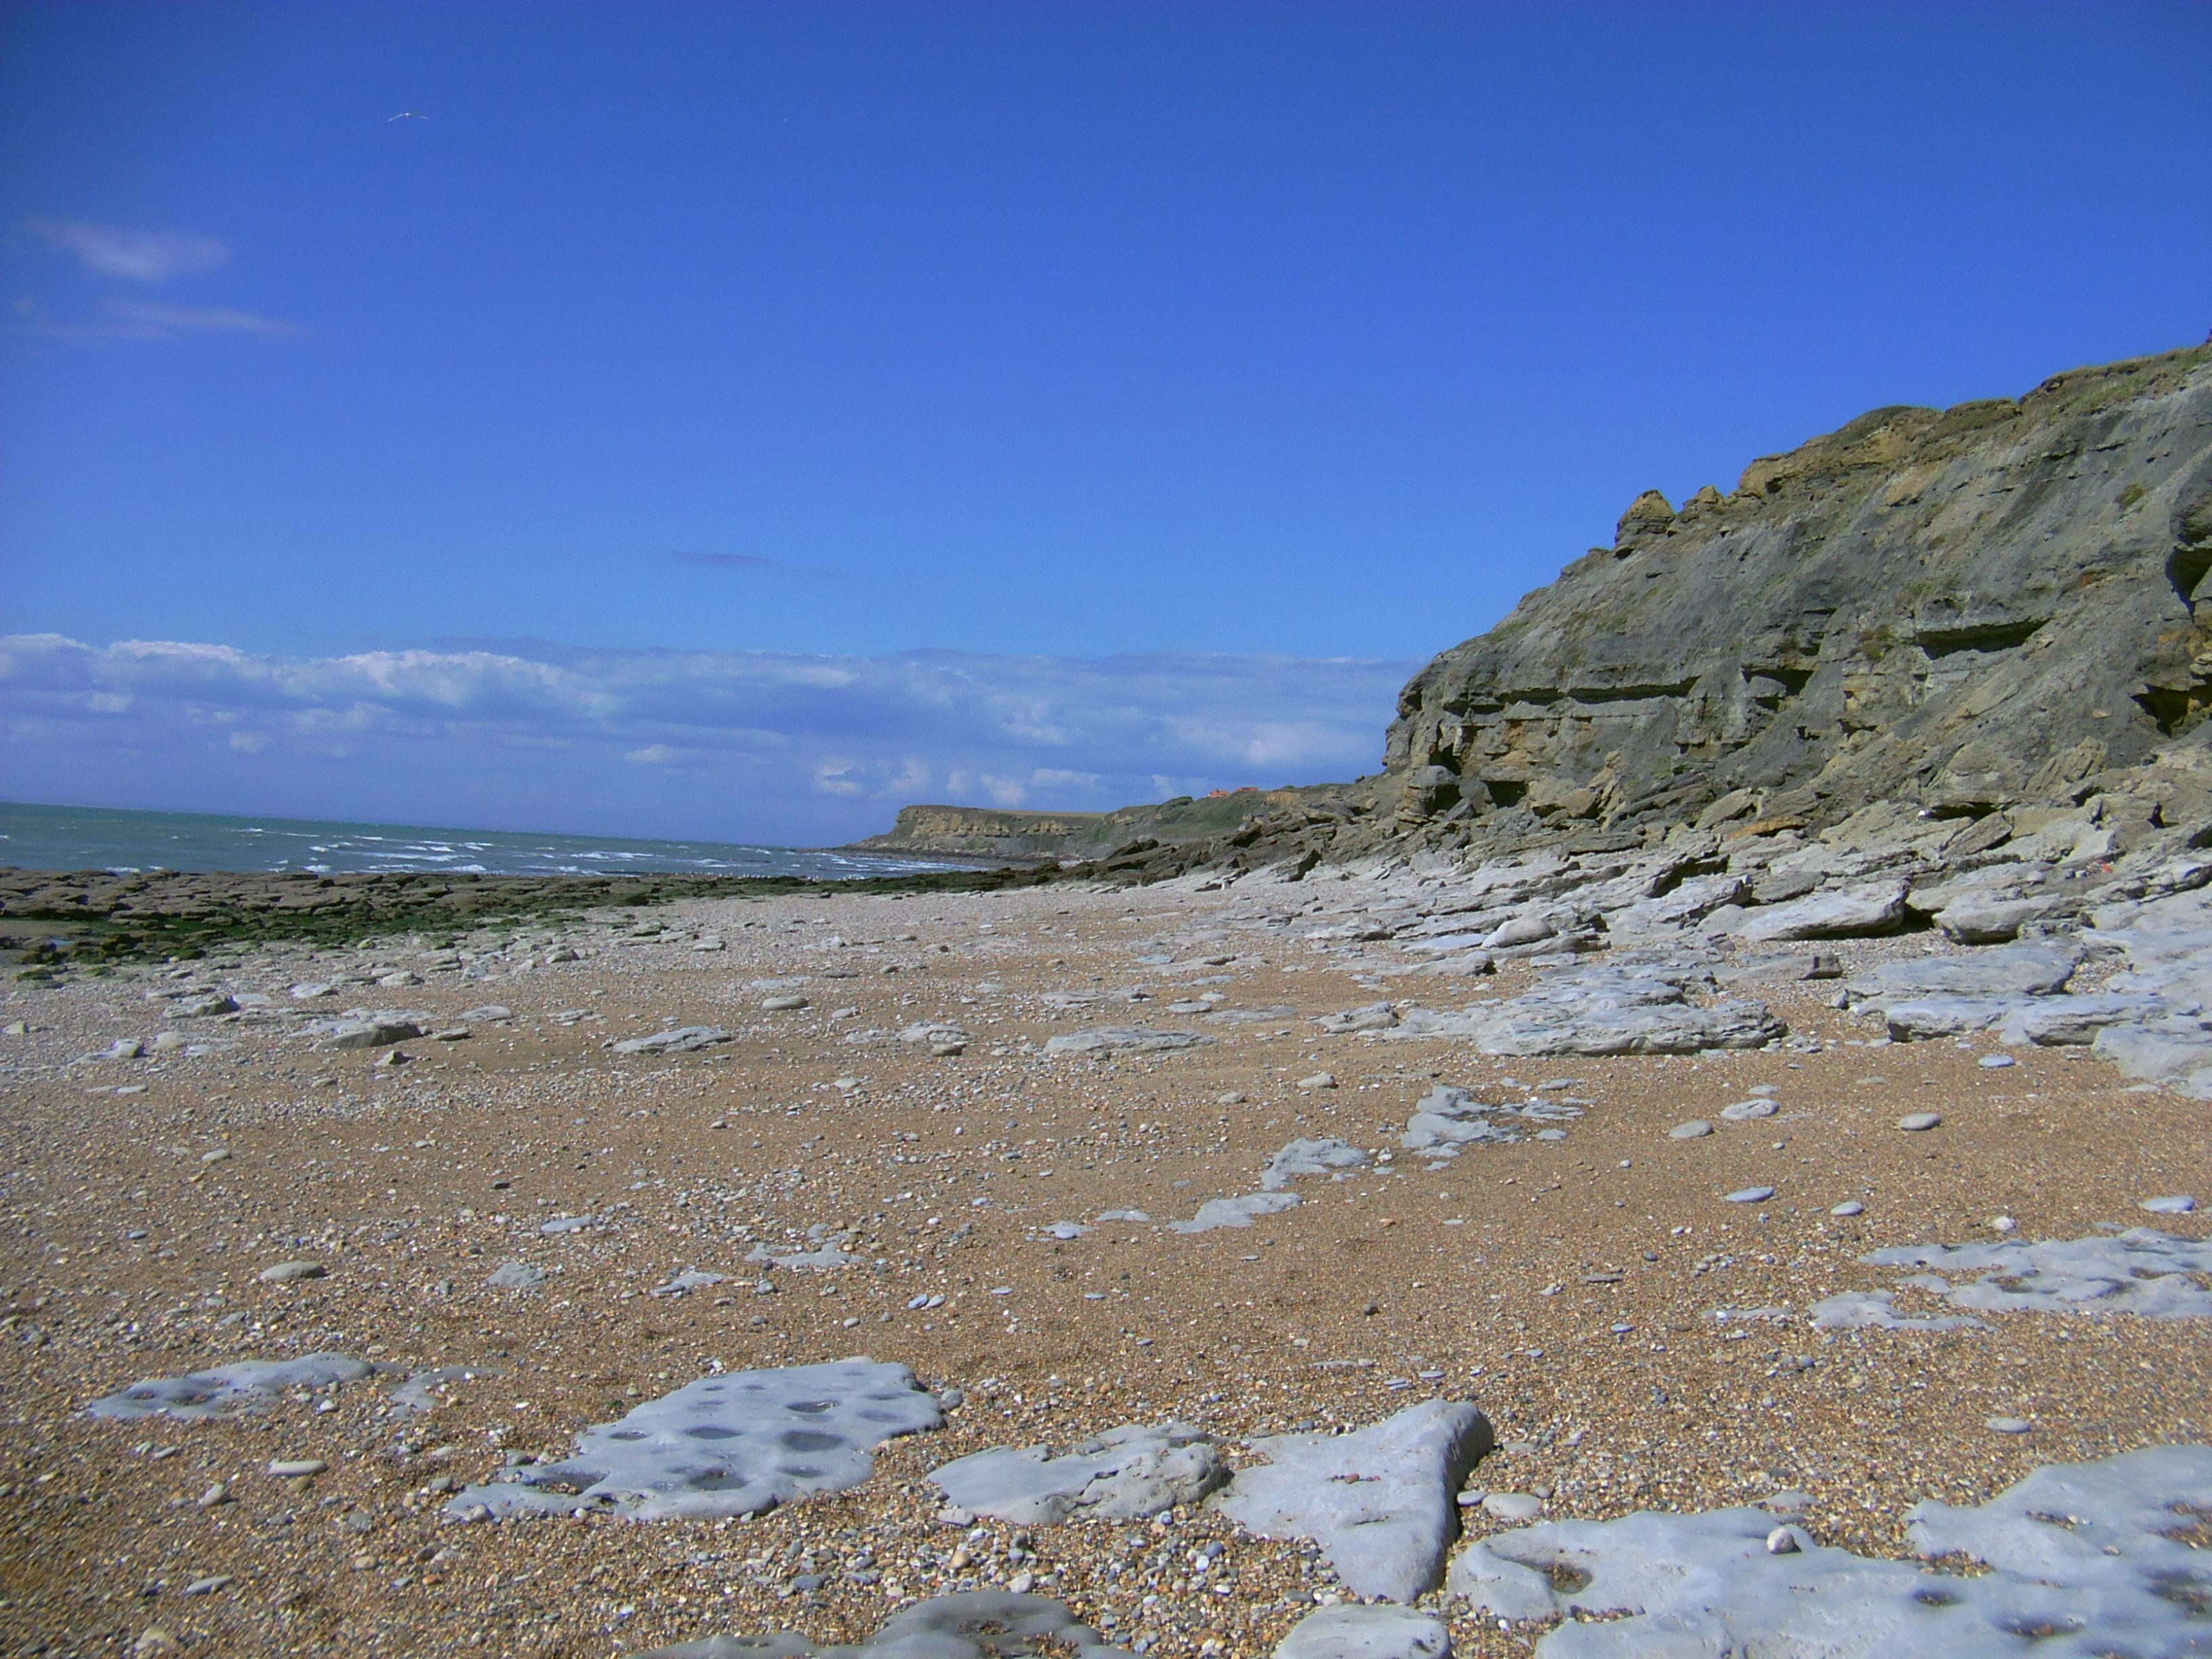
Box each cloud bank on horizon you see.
[0,634,1414,846]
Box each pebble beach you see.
[3,841,2207,1656]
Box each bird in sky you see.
[387,110,429,122]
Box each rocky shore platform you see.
[3,802,2207,1656]
[0,864,1052,970]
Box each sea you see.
[0,801,960,880]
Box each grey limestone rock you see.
[1273,1606,1451,1659]
[2092,1017,2212,1098]
[747,1239,853,1271]
[1317,1002,1401,1033]
[1042,1027,1212,1057]
[1400,1084,1581,1158]
[1999,993,2174,1047]
[635,1592,1130,1659]
[1448,1446,2212,1659]
[1389,963,1780,1057]
[313,1012,424,1050]
[1170,1191,1301,1234]
[1937,896,2067,943]
[1214,1398,1494,1603]
[1847,943,2082,1000]
[86,1354,375,1420]
[486,1261,548,1290]
[651,1269,727,1297]
[1809,1291,1989,1333]
[613,1025,733,1055]
[1736,882,1908,943]
[1261,1136,1372,1190]
[928,1422,1228,1525]
[442,1357,941,1521]
[1856,1229,2212,1320]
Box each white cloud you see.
[14,296,307,342]
[24,220,230,283]
[0,633,1415,844]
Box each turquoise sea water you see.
[0,801,956,879]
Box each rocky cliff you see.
[852,790,1347,865]
[863,344,2212,885]
[1383,344,2212,847]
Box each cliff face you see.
[853,790,1334,864]
[1384,346,2212,842]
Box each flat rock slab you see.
[1043,1027,1212,1057]
[443,1357,941,1521]
[1261,1136,1372,1190]
[310,1012,423,1050]
[1317,1003,1400,1033]
[1937,896,2066,943]
[636,1591,1129,1659]
[1391,964,1780,1057]
[2092,1017,2212,1098]
[1736,882,1907,943]
[1214,1398,1493,1602]
[1170,1191,1301,1233]
[1807,1290,1989,1333]
[928,1422,1228,1525]
[1848,1229,2212,1320]
[1448,1446,2212,1658]
[612,1025,732,1055]
[1847,943,2082,1001]
[1399,1084,1581,1159]
[1273,1605,1451,1659]
[747,1240,853,1271]
[86,1354,374,1420]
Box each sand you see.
[1,874,2205,1656]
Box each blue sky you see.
[3,3,2209,843]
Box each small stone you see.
[268,1458,328,1479]
[1765,1526,1801,1555]
[1978,1054,2016,1069]
[1896,1112,1942,1132]
[2141,1195,2197,1215]
[182,1574,232,1596]
[1986,1417,2032,1435]
[1720,1099,1778,1122]
[132,1630,178,1659]
[1990,1216,2019,1234]
[1006,1570,1036,1595]
[762,995,809,1011]
[1668,1120,1714,1140]
[195,1481,229,1508]
[258,1261,326,1284]
[1298,1072,1337,1090]
[1830,1201,1865,1216]
[1725,1186,1776,1204]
